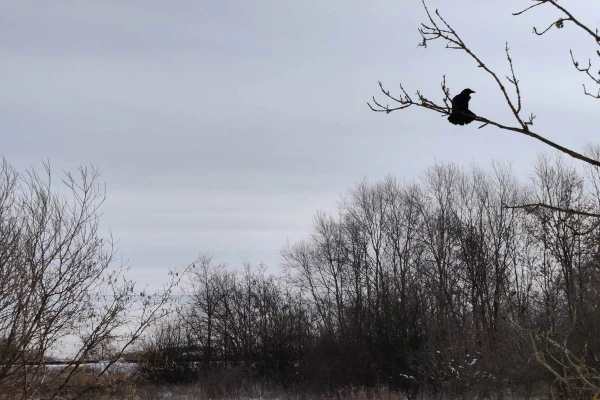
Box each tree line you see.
[142,154,600,399]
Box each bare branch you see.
[544,1,600,43]
[512,1,546,17]
[570,50,600,99]
[502,202,600,219]
[505,43,522,114]
[370,1,600,169]
[415,2,529,130]
[533,19,566,36]
[514,0,600,99]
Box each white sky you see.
[2,0,599,291]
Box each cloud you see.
[1,0,598,285]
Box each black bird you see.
[448,88,476,125]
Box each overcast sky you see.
[2,0,599,289]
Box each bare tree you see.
[183,254,228,368]
[0,158,186,400]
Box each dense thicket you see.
[144,155,600,399]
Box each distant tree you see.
[138,319,198,384]
[182,254,228,368]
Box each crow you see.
[448,88,476,125]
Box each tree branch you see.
[513,0,600,99]
[369,0,600,169]
[501,202,600,219]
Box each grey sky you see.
[2,0,599,288]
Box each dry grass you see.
[130,384,410,400]
[0,365,550,400]
[0,366,134,400]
